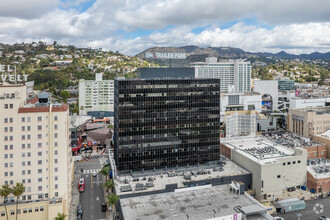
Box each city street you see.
[75,156,108,220]
[274,197,330,220]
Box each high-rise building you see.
[79,73,114,117]
[191,57,251,93]
[0,84,72,219]
[114,78,221,172]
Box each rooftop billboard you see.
[145,52,186,59]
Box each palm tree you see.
[0,185,11,220]
[103,179,114,193]
[106,193,119,213]
[55,212,67,220]
[99,165,110,182]
[12,183,25,220]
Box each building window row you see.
[283,160,301,166]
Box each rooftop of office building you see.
[114,155,250,196]
[262,131,325,148]
[307,158,330,179]
[120,184,268,220]
[221,137,301,165]
[290,106,330,113]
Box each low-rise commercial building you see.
[221,137,307,201]
[313,130,330,159]
[307,159,330,195]
[287,107,330,138]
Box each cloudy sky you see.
[0,0,330,55]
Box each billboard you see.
[145,52,186,59]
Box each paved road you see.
[274,197,330,220]
[76,156,108,220]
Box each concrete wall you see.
[257,118,277,132]
[304,145,328,159]
[290,98,326,109]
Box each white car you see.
[274,217,284,220]
[93,170,97,177]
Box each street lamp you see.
[213,209,216,218]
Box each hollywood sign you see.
[0,64,28,82]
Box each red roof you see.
[18,104,69,113]
[26,95,38,104]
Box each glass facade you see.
[114,78,220,172]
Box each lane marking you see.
[91,173,93,189]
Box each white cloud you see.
[0,0,329,56]
[0,0,59,18]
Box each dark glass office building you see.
[114,78,220,172]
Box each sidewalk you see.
[68,166,81,220]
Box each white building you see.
[225,111,257,138]
[191,58,251,93]
[79,73,114,116]
[221,137,307,201]
[290,97,328,109]
[254,80,279,111]
[0,84,73,219]
[220,92,261,122]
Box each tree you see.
[60,91,70,103]
[55,212,67,220]
[99,165,110,182]
[0,185,11,220]
[106,193,119,213]
[12,183,25,220]
[107,124,113,130]
[103,179,114,193]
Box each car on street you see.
[320,216,330,220]
[101,202,107,212]
[273,217,284,220]
[77,204,83,217]
[93,170,97,177]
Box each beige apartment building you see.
[0,84,73,220]
[287,107,330,138]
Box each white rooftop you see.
[222,137,297,165]
[307,160,330,179]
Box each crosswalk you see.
[83,169,101,174]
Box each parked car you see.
[101,202,107,212]
[287,187,296,192]
[273,217,284,220]
[77,204,83,217]
[320,216,330,220]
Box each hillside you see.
[136,46,330,60]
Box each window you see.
[9,154,13,158]
[54,133,58,138]
[38,143,42,148]
[4,127,8,132]
[4,163,8,168]
[4,104,8,109]
[293,161,296,164]
[9,127,13,132]
[45,194,48,199]
[27,161,31,166]
[55,168,58,172]
[22,170,25,175]
[288,162,291,165]
[4,118,8,123]
[21,144,25,149]
[10,181,13,185]
[9,118,13,123]
[54,124,58,130]
[9,104,13,109]
[27,144,31,149]
[54,150,58,155]
[4,136,8,141]
[27,126,30,131]
[28,208,32,213]
[277,175,281,178]
[22,180,25,184]
[9,136,13,141]
[38,169,42,174]
[55,184,58,189]
[28,179,31,184]
[40,207,44,211]
[22,196,26,200]
[38,134,42,139]
[27,195,31,200]
[38,160,42,165]
[37,116,42,122]
[27,152,31,157]
[4,145,8,150]
[21,117,25,122]
[261,180,264,188]
[38,194,43,199]
[21,126,25,131]
[54,159,58,163]
[5,172,8,176]
[37,125,42,131]
[55,142,58,147]
[54,116,58,121]
[27,135,31,140]
[21,135,25,140]
[55,192,58,197]
[10,210,14,215]
[38,178,42,182]
[22,162,25,166]
[298,160,301,163]
[38,186,42,191]
[27,170,31,174]
[17,209,20,214]
[1,211,5,216]
[23,209,27,214]
[9,163,13,168]
[38,152,42,156]
[27,117,31,122]
[35,207,39,212]
[55,176,58,181]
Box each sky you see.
[0,0,330,56]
